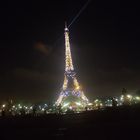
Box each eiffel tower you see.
[56,23,89,107]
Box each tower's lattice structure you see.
[56,24,89,106]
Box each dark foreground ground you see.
[1,105,140,140]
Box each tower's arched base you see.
[57,92,88,113]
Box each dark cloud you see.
[34,42,52,55]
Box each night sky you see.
[0,0,139,103]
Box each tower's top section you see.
[64,22,69,32]
[64,22,74,71]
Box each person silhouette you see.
[1,109,5,117]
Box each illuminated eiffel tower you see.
[56,23,89,107]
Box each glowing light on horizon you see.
[136,96,140,100]
[127,94,132,99]
[63,102,70,108]
[88,103,93,106]
[2,104,6,108]
[75,102,81,106]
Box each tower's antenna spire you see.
[65,21,67,28]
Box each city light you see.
[75,102,81,106]
[12,105,15,108]
[63,102,70,108]
[30,106,33,109]
[136,96,140,100]
[94,99,99,102]
[0,94,140,116]
[2,104,6,108]
[88,103,93,106]
[127,94,132,99]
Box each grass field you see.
[0,105,140,140]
